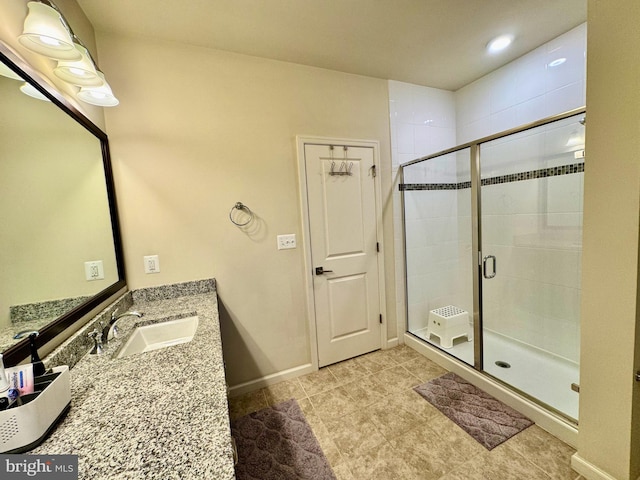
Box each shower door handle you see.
[483,255,497,279]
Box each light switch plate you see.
[277,234,296,250]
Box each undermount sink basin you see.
[115,316,199,358]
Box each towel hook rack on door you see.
[329,161,353,176]
[328,145,353,176]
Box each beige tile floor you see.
[229,345,584,480]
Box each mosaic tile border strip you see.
[400,162,584,191]
[401,182,469,191]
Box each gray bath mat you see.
[414,372,533,450]
[230,398,336,480]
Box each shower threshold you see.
[411,327,579,421]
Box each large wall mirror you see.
[0,48,126,366]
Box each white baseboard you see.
[228,363,315,397]
[228,336,401,396]
[571,453,620,480]
[404,333,578,447]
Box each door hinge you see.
[376,242,380,252]
[379,314,383,324]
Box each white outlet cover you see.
[84,260,104,281]
[144,255,160,274]
[277,234,296,250]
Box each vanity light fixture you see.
[19,81,50,101]
[0,62,23,81]
[77,71,119,107]
[53,42,102,86]
[487,34,514,54]
[0,59,51,102]
[16,0,120,107]
[18,1,81,61]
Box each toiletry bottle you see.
[28,332,46,376]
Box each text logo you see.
[0,455,78,479]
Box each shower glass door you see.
[479,113,584,421]
[403,148,475,366]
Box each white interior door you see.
[304,143,381,367]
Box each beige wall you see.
[577,1,640,479]
[95,32,396,387]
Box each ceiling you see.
[77,0,586,91]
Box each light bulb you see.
[487,35,514,54]
[39,35,62,47]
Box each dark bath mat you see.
[414,372,533,450]
[231,398,336,480]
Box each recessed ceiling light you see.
[548,57,567,67]
[487,35,514,54]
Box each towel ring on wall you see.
[229,202,254,226]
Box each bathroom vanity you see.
[30,279,236,480]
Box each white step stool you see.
[427,306,472,348]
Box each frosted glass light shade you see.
[20,81,50,101]
[54,44,102,86]
[77,71,119,107]
[18,2,81,60]
[0,62,23,81]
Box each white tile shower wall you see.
[389,81,457,161]
[404,189,463,332]
[393,24,585,356]
[456,187,474,319]
[389,81,457,338]
[454,25,585,364]
[455,23,586,144]
[480,173,583,363]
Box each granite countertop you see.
[0,316,57,353]
[0,296,91,352]
[31,280,235,480]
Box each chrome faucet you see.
[102,310,143,342]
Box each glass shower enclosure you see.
[401,109,585,422]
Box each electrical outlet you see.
[277,234,296,250]
[84,260,104,281]
[144,255,160,274]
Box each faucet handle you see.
[88,329,104,355]
[98,321,106,342]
